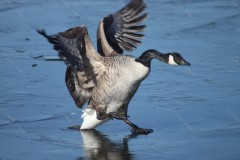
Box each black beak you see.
[180,59,191,66]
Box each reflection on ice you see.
[80,130,133,160]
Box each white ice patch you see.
[80,108,109,130]
[168,55,178,65]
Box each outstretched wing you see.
[37,26,105,108]
[97,0,147,56]
[65,67,93,108]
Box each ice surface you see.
[0,0,240,159]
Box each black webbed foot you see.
[131,127,153,135]
[96,108,152,135]
[68,125,81,131]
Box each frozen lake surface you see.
[0,0,240,159]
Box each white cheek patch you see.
[168,55,178,65]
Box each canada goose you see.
[37,0,190,135]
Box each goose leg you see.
[97,110,126,120]
[122,117,153,135]
[97,111,153,135]
[96,108,113,120]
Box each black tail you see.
[36,29,58,44]
[36,29,48,38]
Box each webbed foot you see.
[131,127,153,135]
[68,125,81,131]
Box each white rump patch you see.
[168,55,178,65]
[80,108,109,130]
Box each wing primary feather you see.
[120,36,141,46]
[122,3,146,20]
[97,0,147,54]
[121,0,145,17]
[117,37,137,51]
[122,32,144,40]
[125,13,147,24]
[122,25,146,33]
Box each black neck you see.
[135,49,168,67]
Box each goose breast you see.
[91,55,149,113]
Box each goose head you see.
[165,52,191,66]
[136,49,190,67]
